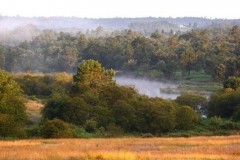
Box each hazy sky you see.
[0,0,239,19]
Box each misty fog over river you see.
[114,76,181,99]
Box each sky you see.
[0,0,239,19]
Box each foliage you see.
[175,106,199,130]
[176,93,207,115]
[42,93,90,125]
[223,76,240,90]
[72,59,115,94]
[132,98,176,133]
[0,70,26,137]
[1,26,240,81]
[40,119,74,138]
[13,73,72,98]
[208,79,240,120]
[84,119,98,133]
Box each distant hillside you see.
[1,16,240,32]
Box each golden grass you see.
[25,100,44,124]
[0,135,240,160]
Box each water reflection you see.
[115,76,180,99]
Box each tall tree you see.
[72,60,115,94]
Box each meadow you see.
[0,135,240,160]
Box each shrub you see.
[43,94,90,125]
[176,93,207,115]
[84,119,98,133]
[208,88,240,118]
[40,119,74,138]
[106,123,124,137]
[223,76,240,90]
[141,133,154,138]
[176,106,198,130]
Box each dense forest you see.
[1,17,240,138]
[0,24,240,81]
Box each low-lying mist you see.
[115,75,180,99]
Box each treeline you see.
[0,25,240,81]
[1,60,240,138]
[1,16,239,31]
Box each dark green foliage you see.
[133,98,176,133]
[43,93,90,125]
[176,93,207,114]
[40,119,74,138]
[223,76,240,90]
[208,88,240,119]
[208,76,240,119]
[175,106,198,130]
[203,117,240,130]
[112,100,136,131]
[84,119,98,133]
[99,85,137,106]
[106,123,124,137]
[232,105,240,121]
[14,73,72,98]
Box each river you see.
[115,75,181,99]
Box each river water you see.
[115,76,181,99]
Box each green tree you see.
[228,26,240,56]
[0,70,26,137]
[177,40,197,75]
[72,60,115,94]
[59,46,78,71]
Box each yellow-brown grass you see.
[0,135,240,160]
[25,100,44,124]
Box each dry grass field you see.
[25,100,44,124]
[0,135,240,160]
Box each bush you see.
[43,94,90,125]
[176,93,207,115]
[13,73,72,98]
[132,98,177,133]
[223,76,240,90]
[106,123,124,137]
[40,119,74,138]
[208,88,240,118]
[176,106,198,130]
[141,133,154,138]
[84,119,98,133]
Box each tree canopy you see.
[0,70,26,137]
